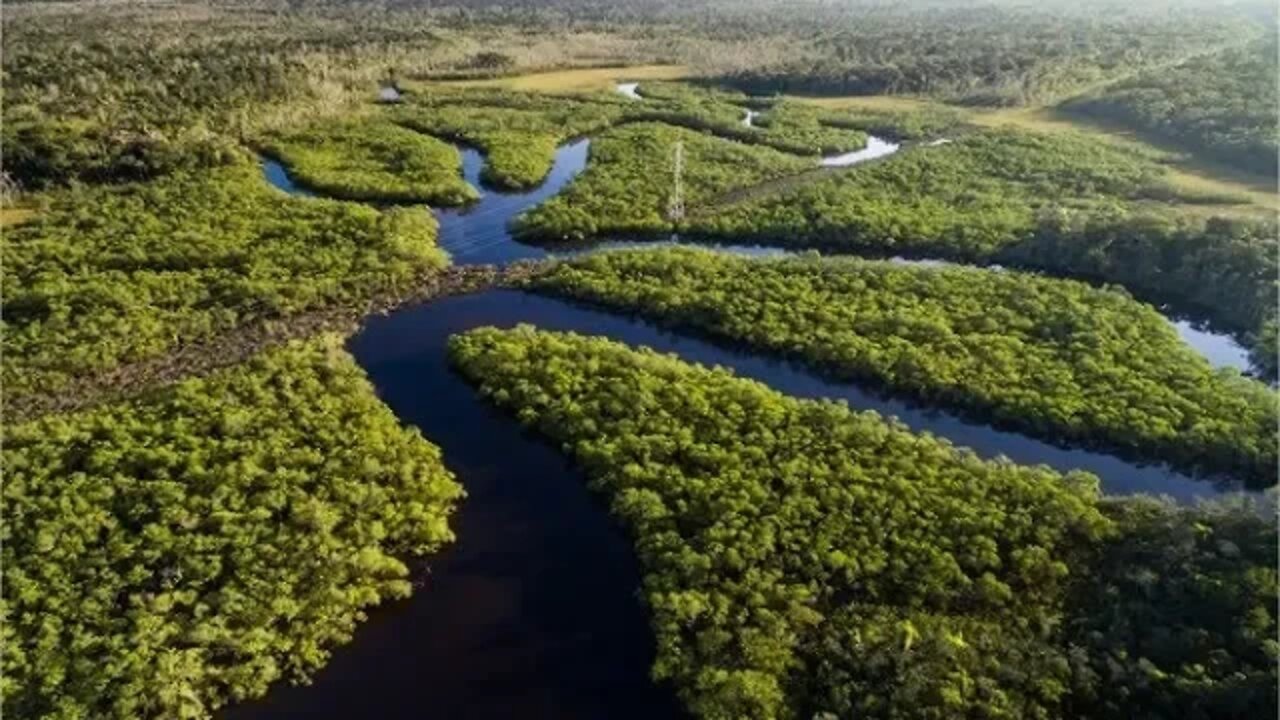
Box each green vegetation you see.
[450,324,1277,720]
[450,324,1110,718]
[393,82,869,193]
[2,336,463,720]
[686,127,1277,367]
[693,127,1198,255]
[530,248,1277,485]
[1063,37,1279,178]
[8,2,1278,716]
[394,89,628,188]
[260,120,479,205]
[1063,495,1279,719]
[712,6,1255,106]
[516,122,813,240]
[3,163,448,399]
[795,100,968,142]
[1005,211,1279,377]
[3,1,1264,193]
[632,82,870,155]
[749,102,870,154]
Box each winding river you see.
[233,103,1259,718]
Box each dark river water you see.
[233,131,1259,719]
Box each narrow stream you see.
[240,119,1262,719]
[819,134,902,166]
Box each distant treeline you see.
[705,6,1258,105]
[2,0,1269,190]
[1063,37,1279,178]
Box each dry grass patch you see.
[434,64,690,93]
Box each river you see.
[235,117,1258,719]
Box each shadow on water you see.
[358,291,1243,501]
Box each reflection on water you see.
[1169,318,1253,373]
[223,286,1252,718]
[238,106,1265,720]
[819,134,902,166]
[616,82,642,99]
[261,158,316,197]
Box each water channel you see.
[233,103,1259,717]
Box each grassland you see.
[432,64,690,93]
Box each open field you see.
[432,64,690,93]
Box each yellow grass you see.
[793,94,943,113]
[1,207,37,228]
[969,106,1279,213]
[434,64,690,93]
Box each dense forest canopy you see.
[2,337,463,719]
[3,2,1277,718]
[2,163,448,398]
[679,127,1278,370]
[394,87,631,187]
[692,127,1208,254]
[450,324,1277,720]
[516,122,814,239]
[260,119,479,204]
[528,248,1278,485]
[1062,35,1279,178]
[2,0,1269,189]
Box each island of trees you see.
[3,337,463,719]
[450,324,1277,720]
[527,248,1277,485]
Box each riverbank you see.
[5,262,546,424]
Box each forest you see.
[528,248,1277,485]
[690,127,1211,254]
[3,1,1276,717]
[3,162,448,399]
[1004,211,1279,376]
[3,336,463,719]
[5,1,1269,193]
[394,88,630,188]
[680,128,1277,367]
[260,120,479,205]
[702,4,1258,105]
[392,82,874,193]
[449,324,1277,720]
[516,122,812,240]
[1063,36,1279,178]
